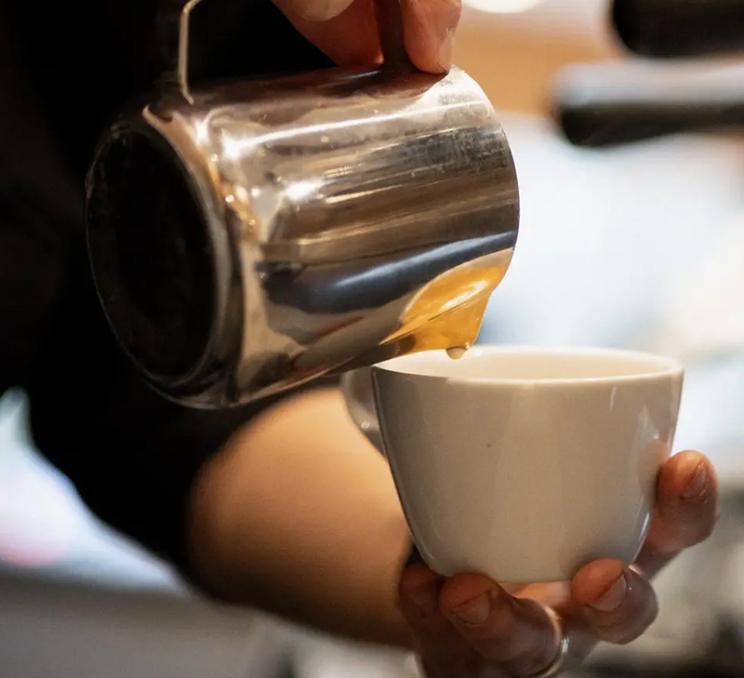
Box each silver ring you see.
[525,609,569,678]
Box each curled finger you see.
[399,565,477,677]
[572,559,658,645]
[274,0,356,21]
[400,0,462,72]
[274,0,382,67]
[439,573,563,676]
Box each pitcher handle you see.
[156,0,204,102]
[160,0,409,101]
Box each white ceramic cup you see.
[343,346,683,583]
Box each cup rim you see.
[372,345,684,386]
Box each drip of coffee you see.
[446,347,468,360]
[385,250,513,363]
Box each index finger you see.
[274,0,383,67]
[274,0,462,73]
[400,0,462,73]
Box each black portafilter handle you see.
[553,62,744,147]
[612,0,744,58]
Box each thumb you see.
[274,0,356,21]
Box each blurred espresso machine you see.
[554,0,744,147]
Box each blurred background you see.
[2,0,744,676]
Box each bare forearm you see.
[187,387,412,646]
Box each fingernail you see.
[590,574,628,612]
[451,592,491,626]
[410,585,436,618]
[683,464,708,499]
[437,29,455,71]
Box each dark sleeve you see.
[2,0,335,571]
[24,240,295,569]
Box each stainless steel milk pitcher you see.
[85,0,520,407]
